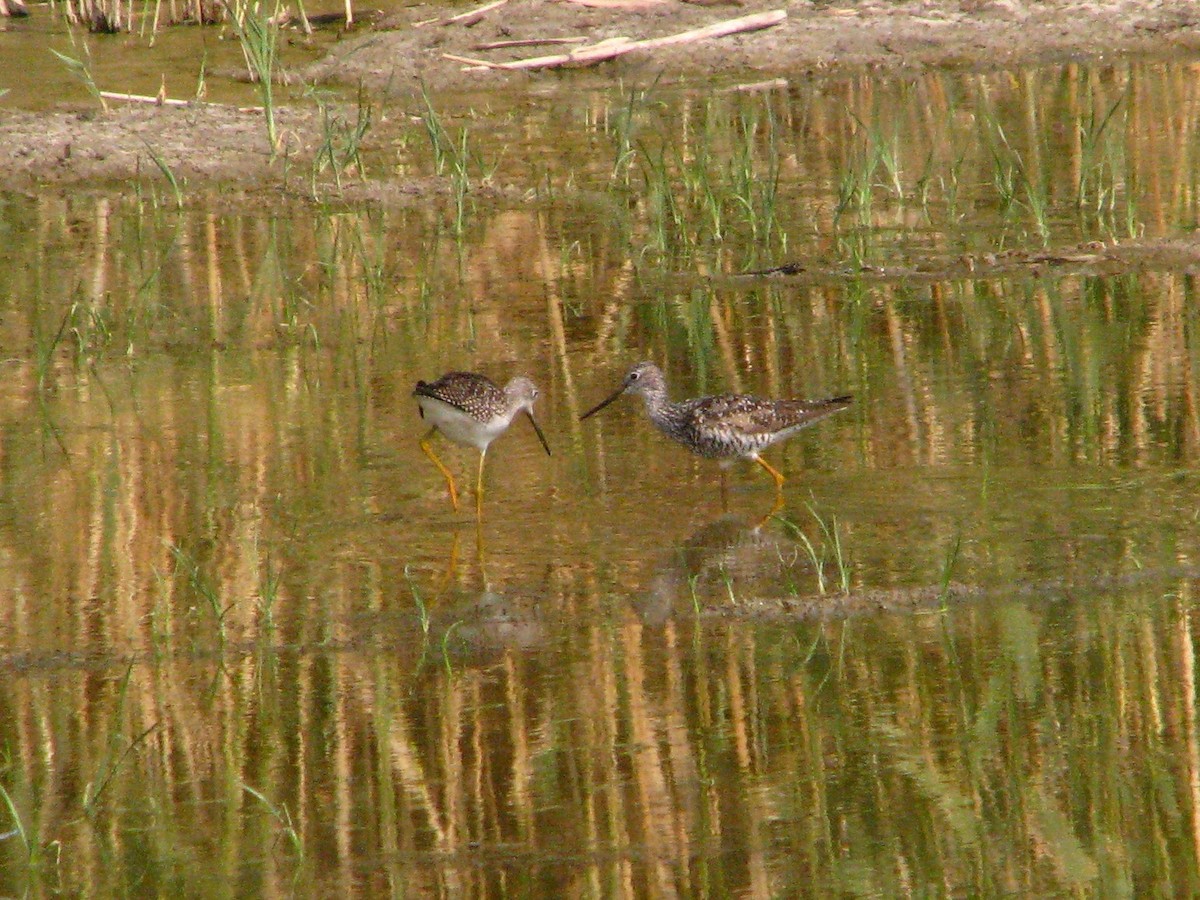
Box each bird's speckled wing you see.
[413,372,504,420]
[680,393,852,456]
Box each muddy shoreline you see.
[3,0,1200,190]
[312,0,1200,95]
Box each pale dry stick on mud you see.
[443,9,787,71]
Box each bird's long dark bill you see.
[527,412,552,456]
[579,387,625,421]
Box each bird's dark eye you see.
[629,371,640,381]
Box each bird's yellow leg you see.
[750,458,787,527]
[433,532,462,600]
[754,490,786,529]
[475,449,487,519]
[754,455,786,490]
[474,518,489,591]
[420,428,460,511]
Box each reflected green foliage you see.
[1,58,1200,896]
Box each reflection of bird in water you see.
[581,361,851,502]
[421,527,548,662]
[414,372,551,516]
[639,515,980,624]
[639,515,805,623]
[437,590,549,662]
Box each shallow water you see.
[2,56,1200,896]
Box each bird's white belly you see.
[419,397,506,451]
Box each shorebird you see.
[414,372,551,515]
[580,361,850,499]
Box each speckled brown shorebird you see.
[414,372,551,515]
[580,361,850,498]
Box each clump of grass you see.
[169,543,235,642]
[638,143,684,259]
[0,780,30,856]
[193,49,209,99]
[0,779,63,892]
[446,127,474,234]
[1076,90,1125,213]
[404,564,431,640]
[728,103,782,256]
[833,110,908,225]
[687,572,703,617]
[594,83,797,268]
[979,112,1050,242]
[777,502,851,595]
[243,783,305,860]
[938,530,964,605]
[50,47,109,112]
[419,83,452,175]
[606,79,660,186]
[834,147,876,224]
[221,0,283,155]
[257,555,283,636]
[834,135,879,223]
[419,87,499,234]
[141,140,185,209]
[440,621,460,674]
[34,302,76,394]
[307,85,373,193]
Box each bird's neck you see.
[639,385,678,428]
[502,400,527,424]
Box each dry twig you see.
[471,37,588,51]
[415,0,507,27]
[563,0,668,7]
[100,90,191,107]
[444,9,786,70]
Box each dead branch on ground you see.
[444,9,787,71]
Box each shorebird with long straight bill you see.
[580,361,850,501]
[414,372,551,516]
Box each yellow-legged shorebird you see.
[414,372,551,515]
[580,361,850,499]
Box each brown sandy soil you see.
[3,0,1200,191]
[0,103,317,190]
[311,0,1200,94]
